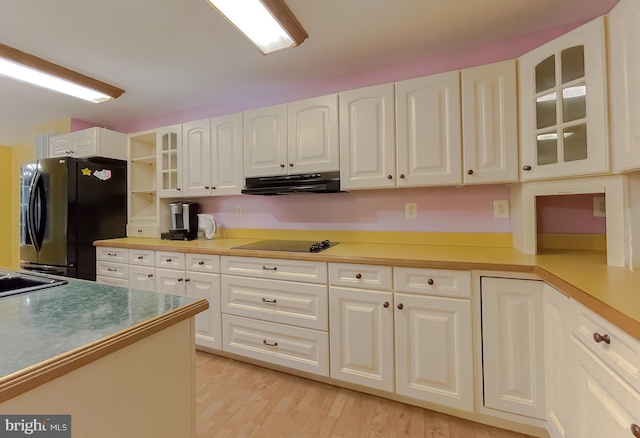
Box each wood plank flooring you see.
[195,351,535,438]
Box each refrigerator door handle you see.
[27,170,40,252]
[29,170,46,252]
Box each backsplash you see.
[536,194,606,234]
[195,185,512,233]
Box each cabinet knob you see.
[428,278,434,285]
[166,258,172,262]
[185,278,190,282]
[212,186,216,190]
[631,424,640,437]
[387,175,393,180]
[147,274,153,278]
[593,332,611,345]
[178,278,183,282]
[522,165,532,171]
[289,163,294,167]
[138,256,143,260]
[137,229,143,233]
[177,187,182,191]
[467,169,474,175]
[399,174,405,179]
[280,163,285,168]
[204,186,210,189]
[198,261,205,266]
[263,340,278,347]
[383,302,389,308]
[397,303,404,310]
[355,273,362,279]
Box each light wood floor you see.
[195,351,535,438]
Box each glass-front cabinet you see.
[157,125,182,197]
[518,17,608,181]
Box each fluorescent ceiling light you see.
[0,44,124,103]
[207,0,308,54]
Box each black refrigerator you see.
[20,156,127,281]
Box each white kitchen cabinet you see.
[243,104,288,177]
[49,127,127,160]
[518,17,608,181]
[608,0,640,172]
[481,277,545,419]
[395,292,473,412]
[185,270,221,351]
[339,84,396,190]
[543,284,575,438]
[157,124,182,197]
[128,130,158,236]
[128,265,156,291]
[329,286,394,392]
[287,94,339,174]
[461,60,519,184]
[396,71,462,187]
[181,119,212,197]
[155,267,186,295]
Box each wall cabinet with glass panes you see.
[518,17,608,181]
[157,125,182,197]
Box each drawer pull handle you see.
[166,258,172,262]
[137,229,143,233]
[198,261,205,266]
[355,273,362,279]
[397,303,404,310]
[383,302,389,308]
[262,298,277,304]
[593,332,611,344]
[522,165,532,171]
[428,278,434,285]
[107,268,117,272]
[263,340,278,347]
[263,266,278,271]
[631,424,640,437]
[147,274,153,278]
[137,256,144,260]
[185,278,190,282]
[107,252,116,256]
[178,278,183,282]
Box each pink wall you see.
[536,194,606,234]
[70,119,99,132]
[195,185,512,233]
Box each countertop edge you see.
[0,298,208,404]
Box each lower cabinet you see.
[480,277,545,420]
[128,266,156,291]
[329,286,394,392]
[395,293,473,412]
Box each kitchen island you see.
[0,277,208,438]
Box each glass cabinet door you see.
[156,125,182,197]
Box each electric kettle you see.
[197,214,217,240]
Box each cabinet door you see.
[339,84,396,190]
[186,271,221,350]
[481,277,545,419]
[609,0,640,172]
[396,71,462,187]
[518,17,608,180]
[243,104,287,177]
[543,284,575,438]
[182,119,212,197]
[71,129,98,157]
[50,136,73,157]
[155,268,186,295]
[287,94,339,174]
[462,60,518,184]
[128,266,156,291]
[329,286,394,392]
[394,293,473,412]
[157,125,182,197]
[211,113,243,196]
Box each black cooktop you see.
[232,239,339,253]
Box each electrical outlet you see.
[593,196,606,217]
[405,203,417,219]
[494,200,509,218]
[235,205,243,218]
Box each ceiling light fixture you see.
[0,43,124,103]
[206,0,308,54]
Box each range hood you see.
[241,171,342,196]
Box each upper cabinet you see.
[49,127,127,161]
[339,84,396,190]
[211,113,244,196]
[182,119,212,197]
[396,71,462,187]
[608,0,640,172]
[518,17,608,181]
[157,124,182,198]
[243,95,338,178]
[461,60,519,184]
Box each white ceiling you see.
[0,0,619,146]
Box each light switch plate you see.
[235,205,243,217]
[494,200,509,218]
[405,203,417,219]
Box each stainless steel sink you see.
[0,270,68,298]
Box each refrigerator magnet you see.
[93,169,112,181]
[81,167,92,176]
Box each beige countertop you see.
[95,237,640,341]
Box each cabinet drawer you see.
[96,261,129,279]
[571,301,640,392]
[128,249,155,266]
[394,267,471,298]
[221,256,326,284]
[155,251,185,269]
[186,253,220,273]
[126,224,159,238]
[96,247,129,263]
[128,266,156,291]
[96,276,129,287]
[222,276,328,330]
[329,263,392,290]
[222,314,329,376]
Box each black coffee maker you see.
[164,202,199,240]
